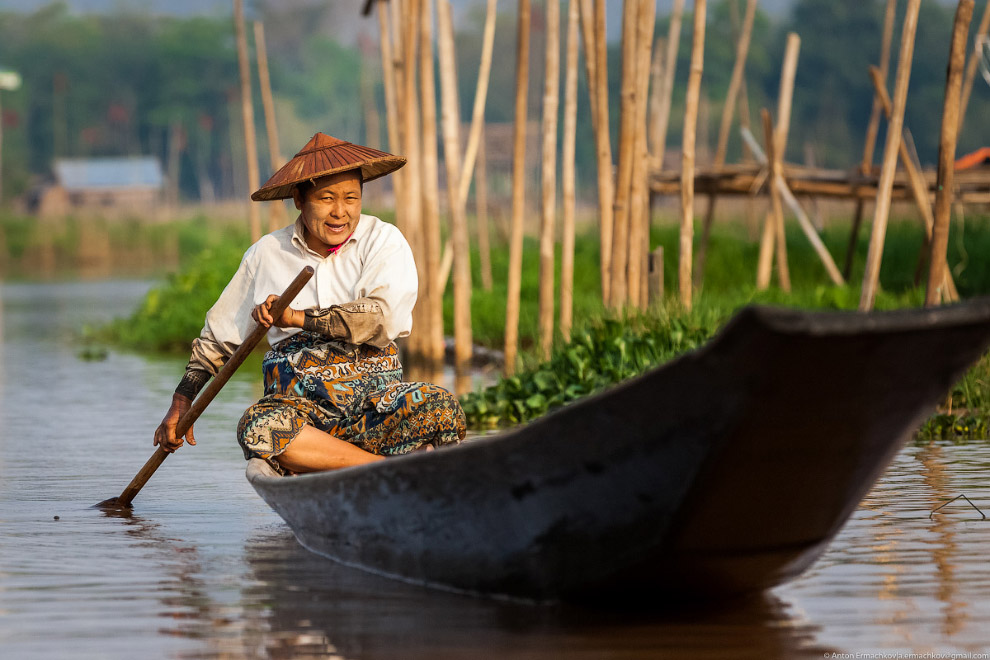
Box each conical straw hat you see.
[251,133,406,201]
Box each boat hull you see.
[248,302,990,600]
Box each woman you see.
[153,133,465,473]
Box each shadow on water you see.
[231,527,837,660]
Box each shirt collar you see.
[290,214,366,258]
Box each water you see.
[2,280,990,658]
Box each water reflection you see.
[919,444,966,638]
[236,527,834,660]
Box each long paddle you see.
[97,265,315,509]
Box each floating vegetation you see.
[460,305,727,429]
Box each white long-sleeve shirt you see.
[185,213,418,375]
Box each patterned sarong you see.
[237,331,466,473]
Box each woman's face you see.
[293,170,363,253]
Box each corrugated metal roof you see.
[54,157,164,191]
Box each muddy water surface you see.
[2,280,990,658]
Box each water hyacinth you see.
[459,306,727,429]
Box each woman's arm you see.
[252,295,390,347]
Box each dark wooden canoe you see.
[247,300,990,601]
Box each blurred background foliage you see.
[1,0,989,204]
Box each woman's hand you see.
[154,393,196,453]
[252,294,304,329]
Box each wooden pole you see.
[844,0,897,280]
[476,125,493,291]
[958,0,990,133]
[610,0,640,308]
[594,0,613,305]
[695,0,757,289]
[865,67,959,300]
[104,267,314,509]
[456,0,498,210]
[420,0,444,376]
[714,0,758,169]
[399,0,427,367]
[756,32,799,290]
[379,1,401,155]
[860,0,922,311]
[627,0,656,309]
[561,0,580,341]
[233,0,261,242]
[927,0,974,306]
[504,0,531,376]
[648,38,665,165]
[739,127,840,286]
[578,0,615,305]
[253,20,287,232]
[438,0,473,384]
[680,0,707,311]
[538,0,561,360]
[762,108,790,292]
[868,67,936,237]
[772,32,798,289]
[654,0,685,171]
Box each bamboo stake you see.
[360,40,383,150]
[420,0,444,374]
[504,0,531,376]
[578,0,598,126]
[860,0,922,311]
[772,32,798,290]
[476,125,493,291]
[389,0,408,235]
[594,0,613,303]
[378,2,401,155]
[844,0,897,280]
[400,0,427,366]
[680,0,707,311]
[872,70,960,300]
[561,0,579,341]
[756,32,799,290]
[927,0,974,306]
[233,0,261,242]
[741,128,845,286]
[773,34,800,167]
[654,0,685,171]
[737,131,793,286]
[610,0,641,308]
[696,0,757,288]
[253,21,287,232]
[958,0,990,133]
[627,0,656,309]
[729,0,753,158]
[648,38,665,164]
[762,109,790,292]
[378,1,407,284]
[578,0,615,305]
[755,207,775,288]
[714,0,757,170]
[438,0,473,383]
[456,0,498,210]
[538,0,561,360]
[868,67,934,236]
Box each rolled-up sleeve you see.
[354,224,418,341]
[184,246,260,375]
